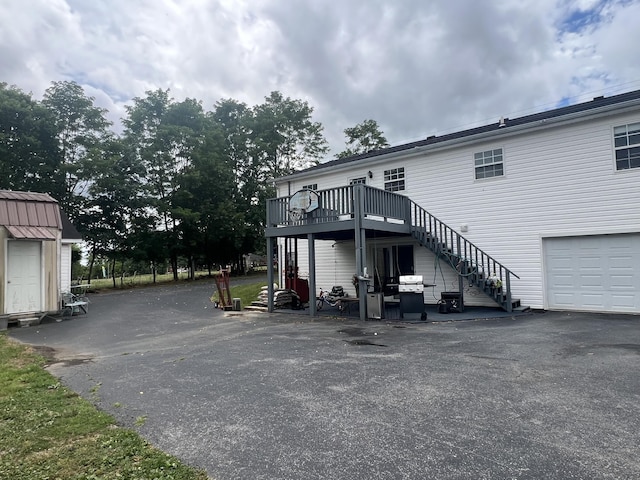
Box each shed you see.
[0,190,62,328]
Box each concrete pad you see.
[9,278,640,479]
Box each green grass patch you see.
[0,334,209,480]
[86,272,193,290]
[210,281,266,310]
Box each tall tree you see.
[123,90,206,279]
[77,135,145,284]
[336,119,389,159]
[172,116,245,276]
[42,81,111,220]
[0,83,62,195]
[224,92,329,252]
[251,91,329,179]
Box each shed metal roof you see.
[0,190,62,230]
[5,225,58,240]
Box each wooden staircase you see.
[410,201,526,312]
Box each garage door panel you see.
[544,234,640,313]
[579,293,604,307]
[611,294,635,308]
[550,292,575,306]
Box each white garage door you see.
[544,234,640,312]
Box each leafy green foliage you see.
[0,81,330,279]
[0,82,62,195]
[336,118,389,159]
[42,80,112,221]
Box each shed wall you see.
[0,227,6,313]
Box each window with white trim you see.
[384,168,405,192]
[302,183,317,190]
[614,122,640,170]
[349,177,366,185]
[474,148,504,179]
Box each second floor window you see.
[474,148,504,179]
[384,168,405,192]
[614,122,640,170]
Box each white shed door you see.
[6,241,42,314]
[544,234,640,312]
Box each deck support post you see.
[354,185,368,321]
[267,236,275,313]
[308,233,316,316]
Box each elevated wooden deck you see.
[265,185,410,240]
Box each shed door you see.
[6,241,42,314]
[544,234,640,312]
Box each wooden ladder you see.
[215,270,233,310]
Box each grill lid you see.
[399,275,423,284]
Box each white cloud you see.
[1,0,639,156]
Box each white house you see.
[265,89,640,319]
[60,212,82,294]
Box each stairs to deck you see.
[410,203,526,313]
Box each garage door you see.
[544,234,640,312]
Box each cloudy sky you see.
[2,0,640,156]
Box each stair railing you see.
[410,200,520,311]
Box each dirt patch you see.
[30,345,94,367]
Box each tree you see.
[42,81,111,220]
[0,83,62,195]
[77,135,145,284]
[122,90,207,280]
[239,92,328,256]
[336,119,389,159]
[251,91,329,179]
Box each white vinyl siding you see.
[60,244,72,294]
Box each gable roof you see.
[278,89,640,182]
[61,211,82,241]
[0,190,62,238]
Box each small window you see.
[474,148,504,179]
[349,177,367,185]
[302,183,318,190]
[384,168,405,192]
[614,122,640,170]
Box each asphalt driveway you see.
[9,278,640,479]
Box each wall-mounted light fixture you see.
[368,170,373,179]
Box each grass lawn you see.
[210,281,266,310]
[0,334,209,480]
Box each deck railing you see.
[410,200,520,311]
[267,185,410,227]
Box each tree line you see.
[0,81,388,284]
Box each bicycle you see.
[316,287,344,312]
